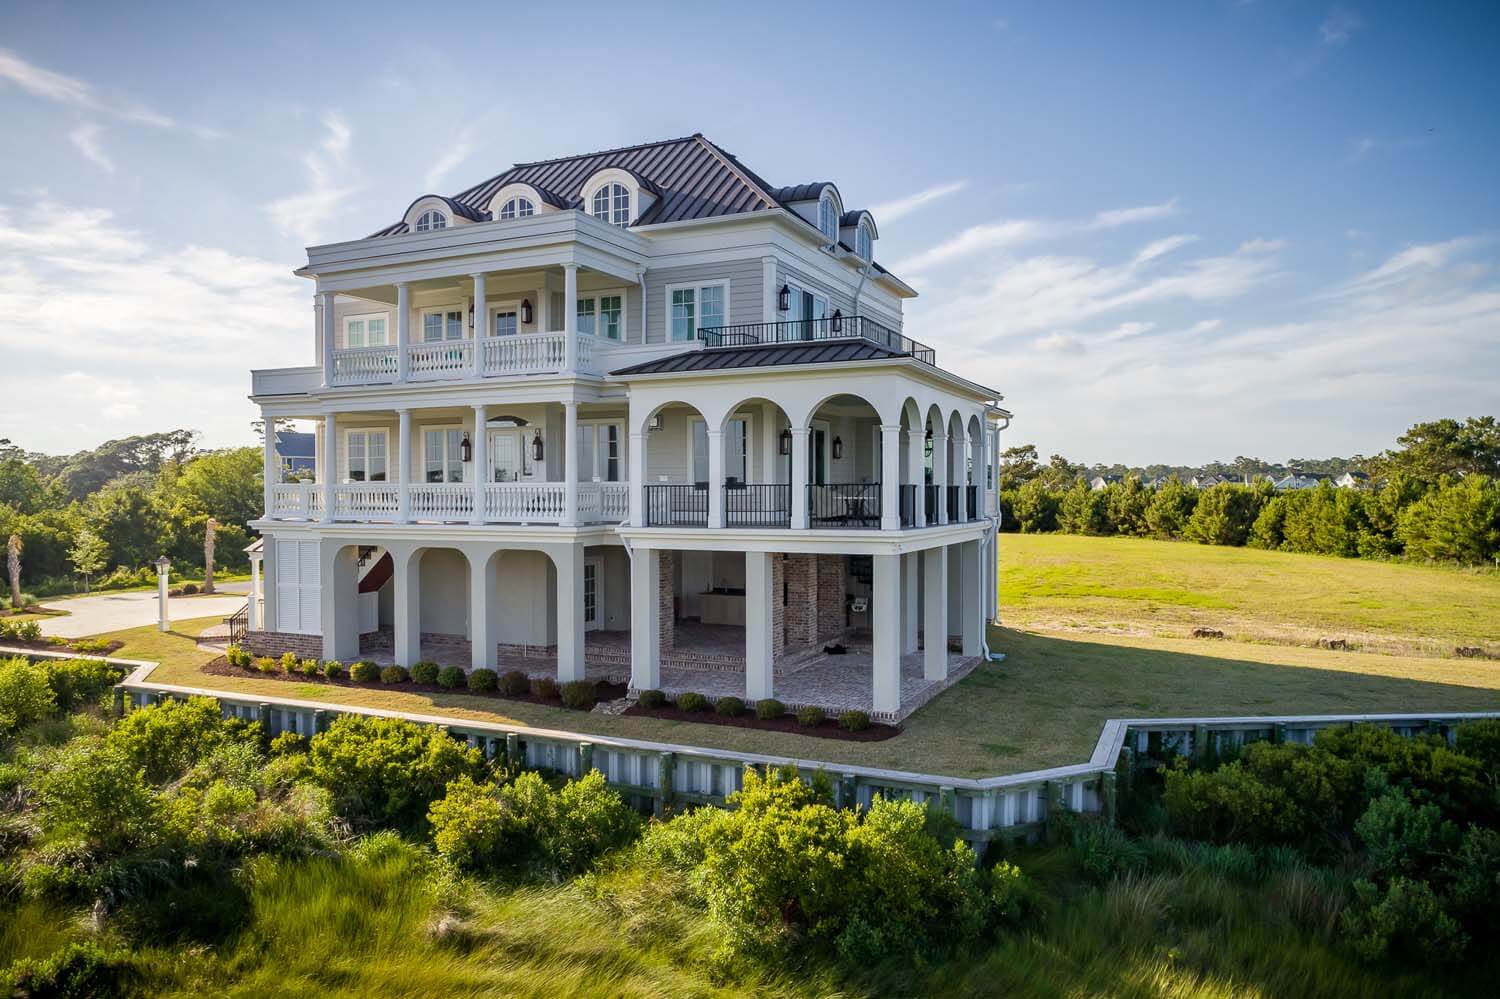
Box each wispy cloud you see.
[1133,234,1199,267]
[896,199,1180,272]
[1237,237,1286,254]
[0,47,172,127]
[869,180,968,224]
[1090,200,1178,229]
[1320,8,1363,45]
[423,125,476,193]
[68,123,113,173]
[263,111,358,246]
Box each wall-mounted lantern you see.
[831,309,843,333]
[531,428,545,462]
[520,299,534,325]
[832,435,843,460]
[779,428,792,456]
[777,284,790,312]
[648,414,663,432]
[460,432,473,463]
[468,301,475,330]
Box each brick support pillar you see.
[816,554,846,643]
[657,550,676,653]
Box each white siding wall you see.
[643,259,763,343]
[418,549,469,635]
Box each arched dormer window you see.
[591,183,631,227]
[498,197,535,220]
[818,193,838,241]
[856,220,873,260]
[415,210,447,232]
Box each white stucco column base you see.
[959,539,982,657]
[629,548,661,690]
[320,540,360,662]
[902,551,919,654]
[744,551,774,702]
[392,547,422,667]
[871,552,902,715]
[553,544,585,682]
[923,545,949,682]
[469,551,496,670]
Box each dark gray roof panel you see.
[769,182,834,203]
[609,340,905,377]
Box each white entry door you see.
[488,429,542,482]
[583,556,603,630]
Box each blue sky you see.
[1,0,1496,464]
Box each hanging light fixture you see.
[777,284,790,312]
[460,432,473,463]
[531,428,544,461]
[779,428,792,456]
[468,301,476,330]
[520,299,533,325]
[832,435,843,459]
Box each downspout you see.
[981,411,1012,663]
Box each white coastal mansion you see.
[245,134,1010,722]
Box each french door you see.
[583,556,603,630]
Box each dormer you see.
[485,182,567,221]
[400,195,487,234]
[839,210,878,262]
[774,183,842,244]
[581,167,659,228]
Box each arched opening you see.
[639,401,710,527]
[946,410,966,523]
[802,392,884,528]
[718,397,794,528]
[923,403,946,523]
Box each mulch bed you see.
[622,702,900,741]
[202,655,627,711]
[1,637,125,657]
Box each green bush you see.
[224,644,248,668]
[69,637,111,654]
[989,860,1044,931]
[560,680,597,709]
[36,741,163,853]
[532,676,559,700]
[498,669,529,696]
[322,660,344,680]
[280,651,299,673]
[254,656,278,675]
[675,691,707,713]
[755,698,786,721]
[0,618,42,642]
[307,715,483,830]
[299,658,320,677]
[467,668,498,693]
[637,688,666,709]
[0,657,58,738]
[106,696,256,784]
[436,666,465,689]
[715,696,745,718]
[1342,876,1467,964]
[44,657,122,711]
[181,582,199,595]
[796,705,826,727]
[409,661,440,684]
[349,661,379,683]
[0,941,133,997]
[378,665,407,685]
[838,710,870,732]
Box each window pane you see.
[423,314,442,341]
[446,312,463,340]
[578,425,596,481]
[727,419,747,482]
[368,432,387,481]
[671,289,695,341]
[612,184,629,226]
[592,187,610,220]
[346,319,364,348]
[348,432,366,481]
[493,311,517,337]
[691,421,708,484]
[600,295,622,339]
[577,297,595,336]
[604,424,620,481]
[699,285,724,329]
[424,430,443,483]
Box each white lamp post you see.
[155,556,171,632]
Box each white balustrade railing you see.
[480,332,567,375]
[331,346,398,385]
[579,482,629,522]
[409,483,474,521]
[333,483,399,520]
[269,483,322,519]
[484,483,566,523]
[575,333,595,373]
[407,340,474,381]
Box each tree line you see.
[998,417,1500,565]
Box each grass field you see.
[91,535,1500,779]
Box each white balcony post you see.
[248,553,262,631]
[554,544,585,683]
[706,429,724,528]
[262,414,277,518]
[923,546,949,681]
[960,539,982,657]
[563,401,579,526]
[790,427,809,529]
[470,272,486,376]
[395,282,410,383]
[319,291,336,387]
[932,431,948,524]
[629,432,646,526]
[872,552,902,716]
[954,432,968,521]
[745,551,774,701]
[562,263,579,372]
[320,413,336,524]
[471,404,488,525]
[880,424,901,530]
[629,547,660,689]
[908,425,926,528]
[396,408,412,523]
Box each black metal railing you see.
[225,603,249,644]
[724,482,791,528]
[899,484,918,528]
[966,484,980,520]
[807,482,882,529]
[644,484,707,527]
[698,316,936,365]
[946,485,960,523]
[924,484,939,523]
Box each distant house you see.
[1089,475,1123,491]
[1274,471,1325,490]
[1190,473,1239,489]
[274,430,316,479]
[1334,471,1370,489]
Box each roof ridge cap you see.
[691,134,778,211]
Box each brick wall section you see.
[783,554,819,648]
[816,554,846,642]
[244,630,322,659]
[772,554,787,663]
[658,550,676,653]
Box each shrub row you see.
[633,689,864,730]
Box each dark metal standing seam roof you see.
[608,340,907,377]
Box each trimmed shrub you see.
[224,644,247,667]
[0,659,56,738]
[532,676,559,701]
[409,661,440,685]
[467,668,498,693]
[560,680,598,710]
[299,658,320,676]
[715,696,745,718]
[379,665,408,684]
[838,710,871,732]
[676,691,708,713]
[254,657,279,675]
[796,705,826,727]
[349,661,379,683]
[68,638,111,654]
[280,651,299,673]
[436,665,465,689]
[755,698,786,721]
[181,583,199,595]
[323,660,344,680]
[637,688,667,709]
[498,670,530,696]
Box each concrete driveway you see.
[39,584,250,639]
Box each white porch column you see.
[247,553,262,630]
[908,425,926,528]
[790,427,809,529]
[393,549,421,666]
[923,545,949,681]
[960,539,982,657]
[629,432,646,526]
[932,432,948,524]
[395,282,410,383]
[563,401,580,526]
[745,551,774,702]
[902,552,919,654]
[871,552,902,716]
[260,539,277,631]
[262,415,277,518]
[320,540,359,662]
[562,263,579,372]
[320,413,336,524]
[554,544,586,682]
[880,424,902,530]
[955,433,969,522]
[470,404,488,525]
[319,291,336,387]
[470,272,486,376]
[469,550,495,670]
[396,408,412,523]
[706,430,725,528]
[629,547,661,689]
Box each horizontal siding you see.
[643,259,763,344]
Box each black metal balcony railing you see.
[924,484,939,523]
[966,484,980,521]
[946,485,960,524]
[644,484,707,527]
[899,484,918,528]
[725,482,791,528]
[225,603,249,644]
[808,482,881,529]
[698,316,936,365]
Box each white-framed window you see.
[345,429,388,482]
[415,210,447,232]
[576,292,625,340]
[725,418,748,484]
[421,307,465,342]
[497,197,534,220]
[491,307,519,337]
[590,183,630,227]
[818,194,838,240]
[576,297,596,337]
[689,418,708,485]
[423,427,465,483]
[856,221,873,260]
[667,281,728,341]
[576,421,624,482]
[343,313,388,348]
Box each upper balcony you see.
[328,329,613,387]
[697,315,936,366]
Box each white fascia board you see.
[616,521,990,554]
[607,355,1001,405]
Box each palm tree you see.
[6,535,20,609]
[203,518,218,595]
